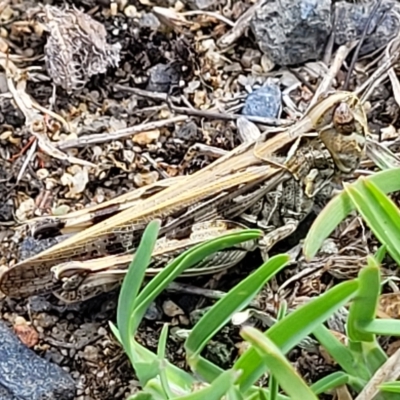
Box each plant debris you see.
[35,4,121,92]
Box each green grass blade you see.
[379,382,400,393]
[185,254,290,363]
[117,220,161,357]
[121,339,196,392]
[234,280,359,391]
[270,301,288,400]
[344,180,400,265]
[175,370,240,400]
[304,168,400,260]
[136,230,261,304]
[133,230,262,327]
[116,228,260,386]
[362,319,400,336]
[361,341,388,376]
[347,256,381,342]
[309,372,349,395]
[226,387,245,400]
[185,356,224,382]
[127,393,153,400]
[157,324,173,399]
[366,139,400,170]
[312,324,368,382]
[241,327,318,400]
[375,245,387,264]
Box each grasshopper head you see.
[319,94,367,174]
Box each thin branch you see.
[57,116,188,149]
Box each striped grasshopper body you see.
[0,92,368,302]
[53,220,257,302]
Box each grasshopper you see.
[0,91,368,302]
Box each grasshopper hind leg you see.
[245,178,315,261]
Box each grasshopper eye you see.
[333,102,355,135]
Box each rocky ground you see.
[1,0,400,399]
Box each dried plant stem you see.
[58,116,188,149]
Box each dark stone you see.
[0,201,13,223]
[0,98,25,126]
[0,321,76,400]
[333,0,400,56]
[251,0,332,66]
[144,302,163,321]
[146,63,180,93]
[176,121,198,140]
[242,85,282,118]
[0,384,18,400]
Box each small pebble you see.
[132,130,160,145]
[28,296,53,313]
[189,0,216,10]
[133,171,159,187]
[176,121,198,140]
[144,302,163,321]
[0,200,13,222]
[35,313,58,329]
[82,346,99,363]
[124,5,138,18]
[162,300,184,317]
[146,63,180,93]
[241,49,261,69]
[13,317,39,348]
[139,13,161,29]
[242,85,282,118]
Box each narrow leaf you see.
[241,327,318,400]
[379,382,400,393]
[344,180,400,265]
[133,230,262,328]
[176,370,240,400]
[234,280,359,391]
[304,168,400,260]
[347,256,381,342]
[117,220,161,358]
[185,254,290,363]
[312,324,368,383]
[158,324,173,399]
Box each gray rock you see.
[0,384,18,400]
[146,63,180,93]
[242,85,282,118]
[139,13,161,30]
[0,321,75,400]
[251,0,332,66]
[0,200,13,222]
[333,0,400,56]
[180,0,217,10]
[144,302,163,321]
